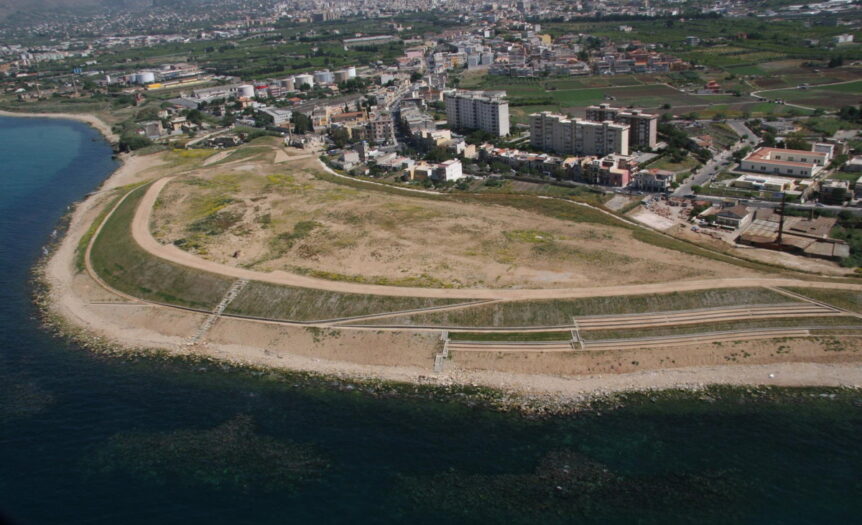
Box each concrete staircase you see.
[186,279,248,346]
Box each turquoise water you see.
[0,116,861,524]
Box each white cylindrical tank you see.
[138,71,156,84]
[347,66,357,78]
[294,74,314,89]
[238,84,255,98]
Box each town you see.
[5,0,859,267]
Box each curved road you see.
[131,176,862,300]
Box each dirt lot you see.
[149,149,757,289]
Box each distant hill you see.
[0,0,154,19]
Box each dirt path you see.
[131,176,862,300]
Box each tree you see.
[291,112,313,134]
[827,56,844,68]
[119,132,152,152]
[329,127,350,148]
[186,109,204,125]
[410,71,423,82]
[783,135,811,151]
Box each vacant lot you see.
[365,288,794,327]
[150,149,757,289]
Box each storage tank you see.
[294,74,314,89]
[313,70,334,85]
[238,84,255,98]
[281,77,295,91]
[334,70,350,83]
[138,71,156,84]
[347,66,357,79]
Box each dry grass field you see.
[149,147,757,290]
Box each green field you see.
[365,288,798,328]
[646,155,701,173]
[225,282,469,322]
[759,80,862,109]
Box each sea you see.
[0,115,860,524]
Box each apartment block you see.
[444,90,510,136]
[585,103,658,149]
[530,111,629,156]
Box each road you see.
[673,120,758,197]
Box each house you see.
[714,205,752,230]
[633,169,675,192]
[855,176,862,199]
[434,159,464,182]
[845,156,862,172]
[820,179,849,204]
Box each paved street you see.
[673,119,759,197]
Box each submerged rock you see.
[89,414,329,492]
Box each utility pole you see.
[776,192,786,246]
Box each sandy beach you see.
[37,141,862,402]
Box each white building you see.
[434,159,464,181]
[739,146,830,178]
[530,111,630,156]
[444,90,509,136]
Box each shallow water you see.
[0,116,860,524]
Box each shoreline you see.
[31,116,862,403]
[0,109,118,143]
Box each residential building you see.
[714,205,753,230]
[369,112,396,145]
[444,90,509,136]
[583,154,638,187]
[820,180,850,204]
[434,159,464,181]
[585,104,658,149]
[633,169,675,192]
[530,111,629,156]
[845,156,862,172]
[739,146,830,178]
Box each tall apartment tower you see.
[530,112,629,156]
[585,103,658,149]
[445,90,510,136]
